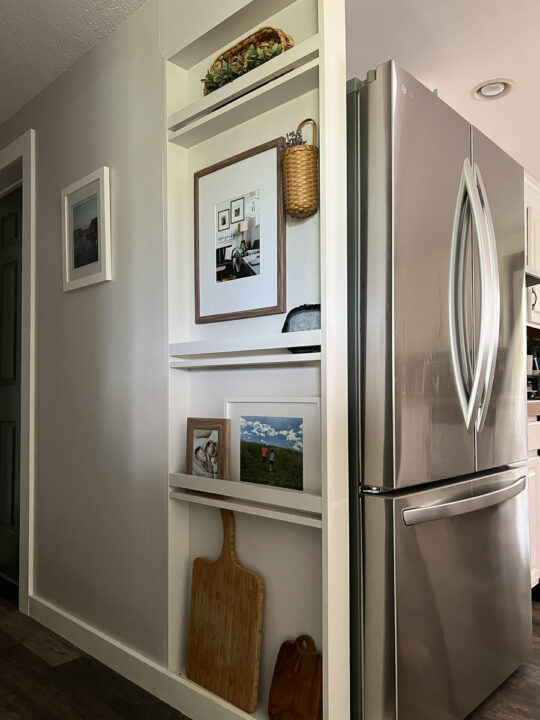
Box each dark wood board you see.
[186,509,264,713]
[268,634,322,720]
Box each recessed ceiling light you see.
[472,79,513,101]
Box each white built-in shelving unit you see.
[164,0,348,718]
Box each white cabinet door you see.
[527,206,540,273]
[527,286,540,326]
[527,453,540,588]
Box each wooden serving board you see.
[186,509,264,713]
[268,635,322,720]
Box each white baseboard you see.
[28,595,261,720]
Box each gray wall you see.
[0,0,168,662]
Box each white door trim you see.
[0,130,36,613]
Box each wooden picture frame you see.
[186,418,230,480]
[194,138,286,324]
[61,166,111,292]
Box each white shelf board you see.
[170,330,321,357]
[528,321,540,330]
[168,35,320,132]
[170,352,321,370]
[169,472,322,514]
[169,490,322,529]
[167,0,295,69]
[526,267,540,286]
[168,59,319,148]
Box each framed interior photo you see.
[224,397,320,493]
[61,166,111,292]
[186,418,230,480]
[194,138,286,323]
[230,197,245,222]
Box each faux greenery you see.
[202,43,283,94]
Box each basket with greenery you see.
[202,26,294,96]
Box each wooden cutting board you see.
[268,635,322,720]
[186,509,264,713]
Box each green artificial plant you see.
[202,43,282,94]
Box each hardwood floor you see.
[0,595,189,720]
[466,601,540,720]
[0,591,538,720]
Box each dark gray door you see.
[471,129,527,471]
[0,186,22,586]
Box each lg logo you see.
[401,82,414,98]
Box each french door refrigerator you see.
[347,60,531,720]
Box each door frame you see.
[0,130,36,613]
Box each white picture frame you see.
[224,396,321,495]
[61,166,111,292]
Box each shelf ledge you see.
[170,352,320,370]
[167,0,295,70]
[170,329,321,357]
[169,472,322,514]
[170,491,322,529]
[168,35,320,133]
[168,57,319,148]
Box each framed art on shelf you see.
[224,397,321,493]
[61,166,111,292]
[186,418,230,480]
[194,138,286,324]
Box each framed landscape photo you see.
[61,166,111,292]
[186,418,230,480]
[224,397,321,494]
[194,138,286,323]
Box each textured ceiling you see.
[346,0,540,179]
[0,0,146,127]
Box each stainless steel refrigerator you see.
[347,60,532,720]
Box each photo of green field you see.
[240,415,303,490]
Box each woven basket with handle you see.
[204,27,294,96]
[282,119,319,219]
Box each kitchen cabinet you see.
[527,452,540,588]
[525,174,540,284]
[527,286,540,326]
[527,401,540,588]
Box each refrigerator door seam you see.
[474,163,501,431]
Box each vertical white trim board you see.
[28,595,263,720]
[318,0,350,718]
[0,130,37,615]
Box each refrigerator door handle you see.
[474,163,500,431]
[402,475,526,526]
[449,158,492,433]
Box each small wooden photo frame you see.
[186,418,230,480]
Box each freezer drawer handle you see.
[402,476,526,526]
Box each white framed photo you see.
[195,138,286,323]
[224,397,321,494]
[61,166,111,291]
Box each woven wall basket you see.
[282,119,319,219]
[204,26,294,96]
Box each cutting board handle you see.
[295,635,317,654]
[219,509,237,565]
